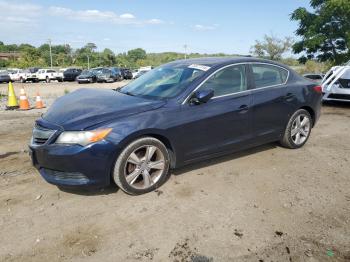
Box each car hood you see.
[41,88,166,130]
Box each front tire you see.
[113,137,170,195]
[280,109,312,149]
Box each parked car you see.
[7,68,22,82]
[303,73,324,84]
[37,69,63,83]
[29,57,322,195]
[132,66,153,79]
[0,71,11,83]
[110,67,123,81]
[25,67,40,83]
[321,60,350,102]
[63,68,82,81]
[96,68,123,83]
[121,68,133,80]
[134,70,149,79]
[76,70,97,84]
[58,68,67,81]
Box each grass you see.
[0,92,7,99]
[64,89,70,94]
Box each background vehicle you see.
[303,73,324,85]
[110,67,123,81]
[58,68,67,81]
[63,68,82,81]
[121,68,133,79]
[321,61,350,102]
[0,71,11,83]
[134,70,149,79]
[7,68,22,82]
[29,57,322,195]
[25,67,40,83]
[76,70,97,84]
[37,69,63,83]
[132,66,153,79]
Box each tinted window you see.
[198,64,247,97]
[252,64,288,88]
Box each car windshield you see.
[119,64,207,99]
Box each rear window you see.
[252,64,288,88]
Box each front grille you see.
[32,125,56,145]
[338,79,350,89]
[43,168,89,183]
[328,93,350,100]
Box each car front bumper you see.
[29,139,119,188]
[322,84,350,102]
[77,79,93,83]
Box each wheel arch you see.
[299,106,315,127]
[116,130,177,169]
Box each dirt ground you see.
[0,81,349,262]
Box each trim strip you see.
[182,62,290,104]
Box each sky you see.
[0,0,311,55]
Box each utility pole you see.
[183,44,188,59]
[87,55,90,69]
[48,39,53,68]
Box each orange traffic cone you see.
[35,92,45,109]
[19,87,30,110]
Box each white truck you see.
[7,68,30,82]
[36,69,63,83]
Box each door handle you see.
[238,104,249,113]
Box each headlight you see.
[55,128,112,146]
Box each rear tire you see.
[113,137,170,195]
[280,109,312,149]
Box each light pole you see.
[183,44,188,59]
[48,39,53,68]
[87,55,90,69]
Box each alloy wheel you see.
[291,114,311,145]
[124,145,165,190]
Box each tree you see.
[85,43,97,53]
[250,34,293,60]
[101,48,116,66]
[127,48,146,63]
[291,0,350,65]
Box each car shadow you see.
[172,142,278,176]
[58,142,278,196]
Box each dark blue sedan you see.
[29,57,322,195]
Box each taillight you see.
[313,85,322,93]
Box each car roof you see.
[167,56,289,69]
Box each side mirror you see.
[190,89,214,105]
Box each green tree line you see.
[0,41,241,70]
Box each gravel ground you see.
[0,81,349,261]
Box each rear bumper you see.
[29,140,120,188]
[322,84,350,102]
[323,92,350,102]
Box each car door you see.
[177,64,253,162]
[249,63,290,142]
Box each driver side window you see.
[198,64,247,97]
